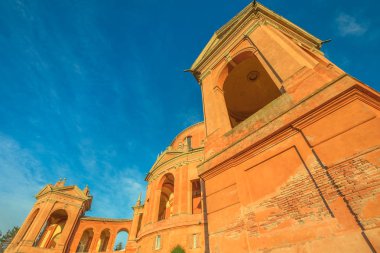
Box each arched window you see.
[96,229,110,252]
[76,228,94,252]
[16,208,39,244]
[34,209,68,249]
[113,230,129,251]
[223,51,281,127]
[158,173,175,221]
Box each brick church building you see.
[6,2,380,253]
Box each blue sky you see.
[0,0,378,234]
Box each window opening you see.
[192,180,202,214]
[223,56,281,127]
[154,235,161,250]
[192,234,198,249]
[185,136,192,150]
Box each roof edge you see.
[81,216,132,222]
[190,2,322,75]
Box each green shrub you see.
[171,245,185,253]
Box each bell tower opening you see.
[223,52,282,127]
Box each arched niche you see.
[113,229,129,251]
[157,173,175,221]
[76,228,94,252]
[219,50,282,127]
[96,229,110,252]
[34,209,68,249]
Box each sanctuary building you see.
[6,2,380,253]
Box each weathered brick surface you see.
[243,169,331,238]
[326,150,380,230]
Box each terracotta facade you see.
[6,2,380,253]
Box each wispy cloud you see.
[176,109,203,128]
[0,133,45,232]
[0,132,146,231]
[336,13,368,37]
[88,167,146,218]
[76,140,146,218]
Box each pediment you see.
[36,185,90,200]
[191,2,322,75]
[150,150,184,171]
[156,151,183,166]
[35,184,53,198]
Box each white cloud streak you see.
[176,109,203,128]
[88,167,146,218]
[0,133,45,232]
[77,140,146,218]
[0,133,146,232]
[336,13,368,37]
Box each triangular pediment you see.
[35,184,53,197]
[35,184,91,200]
[191,3,252,71]
[156,151,184,165]
[190,2,322,75]
[149,150,184,172]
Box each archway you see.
[76,228,94,252]
[157,173,175,221]
[113,229,129,251]
[222,52,281,127]
[34,209,68,249]
[96,229,110,252]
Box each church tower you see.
[190,2,345,143]
[4,2,380,253]
[6,179,92,253]
[190,2,380,253]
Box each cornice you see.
[293,84,380,130]
[36,197,84,209]
[36,189,92,202]
[81,216,132,222]
[199,75,380,180]
[200,127,297,180]
[191,7,258,78]
[136,214,204,240]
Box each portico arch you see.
[34,209,68,249]
[157,173,175,221]
[76,228,94,252]
[96,229,110,252]
[113,229,129,251]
